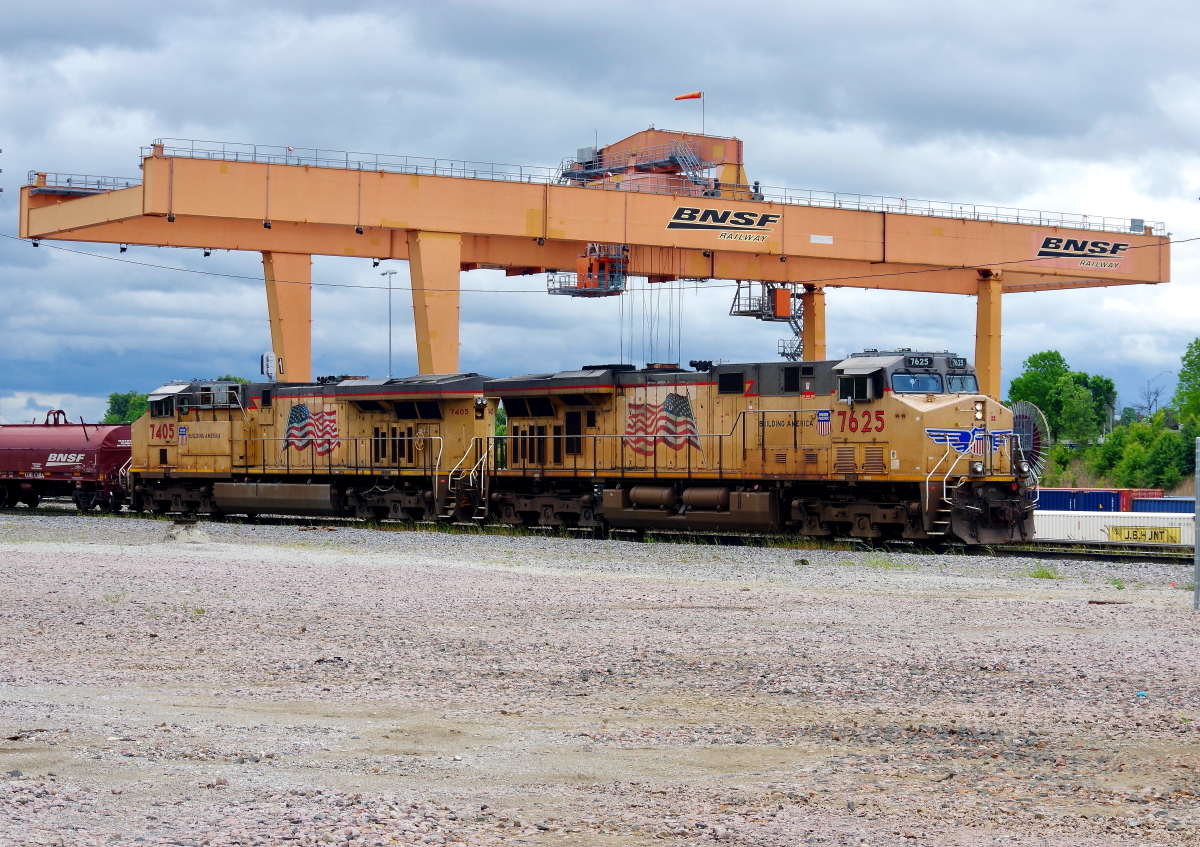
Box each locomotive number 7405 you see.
[836,410,886,433]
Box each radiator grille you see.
[863,446,886,474]
[804,451,818,465]
[834,446,857,473]
[774,452,787,464]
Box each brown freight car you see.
[0,410,131,510]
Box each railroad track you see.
[2,500,1194,562]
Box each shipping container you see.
[1121,489,1163,512]
[1033,489,1076,511]
[1034,511,1194,545]
[1132,497,1196,514]
[1032,487,1161,511]
[1033,488,1119,511]
[1077,490,1121,511]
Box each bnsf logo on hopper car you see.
[46,453,85,465]
[667,207,781,242]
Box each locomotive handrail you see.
[118,457,133,494]
[226,435,444,478]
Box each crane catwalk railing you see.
[27,139,1165,238]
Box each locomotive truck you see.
[128,351,1035,545]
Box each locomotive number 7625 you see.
[836,410,886,433]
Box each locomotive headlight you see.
[971,461,985,474]
[973,400,985,421]
[1017,461,1030,475]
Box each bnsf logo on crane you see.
[1035,236,1130,259]
[668,207,780,242]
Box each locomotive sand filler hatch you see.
[20,129,1169,393]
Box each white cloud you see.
[0,392,108,424]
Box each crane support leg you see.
[974,274,1003,399]
[799,285,826,361]
[407,230,462,374]
[261,252,312,383]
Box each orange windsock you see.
[674,91,703,100]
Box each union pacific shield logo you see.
[815,410,831,436]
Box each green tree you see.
[1092,425,1128,476]
[1174,338,1200,421]
[1181,419,1200,478]
[1048,374,1100,442]
[1007,351,1071,413]
[1114,441,1150,487]
[494,404,508,468]
[216,374,250,384]
[1145,429,1184,489]
[102,390,148,424]
[1084,374,1117,430]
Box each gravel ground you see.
[1,512,1199,846]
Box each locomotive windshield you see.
[891,373,943,393]
[946,374,979,393]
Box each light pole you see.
[380,270,397,378]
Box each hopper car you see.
[128,351,1036,545]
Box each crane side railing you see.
[37,138,1151,237]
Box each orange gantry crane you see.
[19,129,1169,396]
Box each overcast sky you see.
[3,0,1199,421]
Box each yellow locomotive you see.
[130,351,1035,545]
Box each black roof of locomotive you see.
[272,373,489,399]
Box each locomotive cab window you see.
[946,374,979,393]
[718,372,744,394]
[150,398,175,418]
[838,376,872,402]
[891,373,944,394]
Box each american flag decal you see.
[815,410,831,436]
[624,392,701,455]
[177,426,187,446]
[284,404,340,455]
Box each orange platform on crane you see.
[19,129,1169,396]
